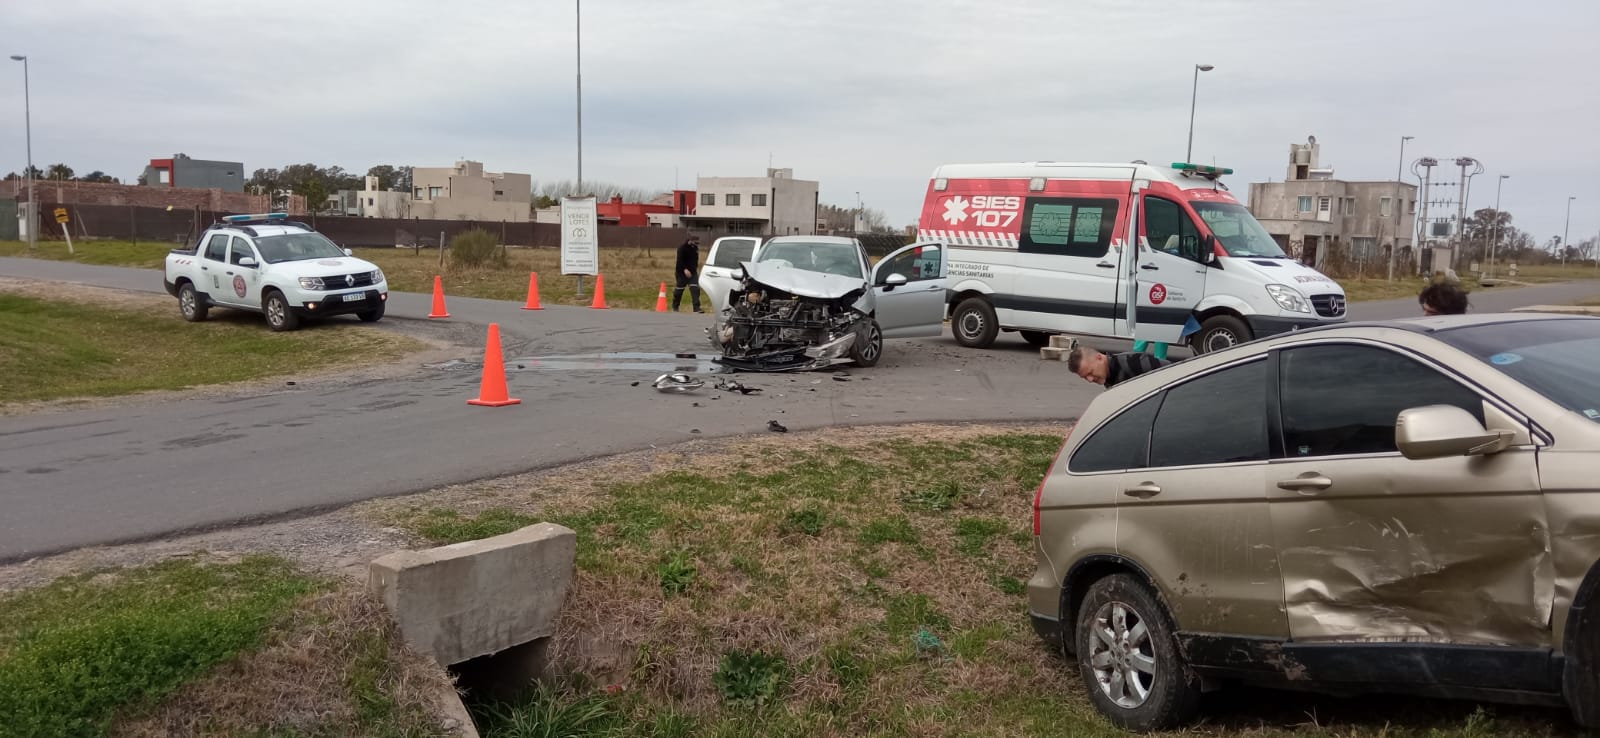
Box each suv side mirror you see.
[1396,405,1513,460]
[343,248,354,257]
[237,256,258,268]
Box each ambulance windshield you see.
[1191,202,1288,258]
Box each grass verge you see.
[0,291,422,404]
[375,424,1579,737]
[0,556,317,738]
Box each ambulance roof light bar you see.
[1171,162,1233,180]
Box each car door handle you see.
[1123,483,1162,499]
[1140,264,1160,271]
[1277,474,1333,493]
[1096,262,1116,269]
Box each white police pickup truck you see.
[163,213,388,331]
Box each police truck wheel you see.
[358,301,385,323]
[178,283,208,322]
[952,297,999,349]
[264,291,300,332]
[1190,315,1251,355]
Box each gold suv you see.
[1028,314,1600,731]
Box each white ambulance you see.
[917,161,1347,354]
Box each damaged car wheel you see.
[849,319,883,368]
[1076,574,1201,732]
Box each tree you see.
[21,165,43,180]
[533,179,661,203]
[45,163,73,181]
[80,170,119,184]
[3,172,17,181]
[366,164,413,192]
[300,179,329,213]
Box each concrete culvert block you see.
[368,523,576,667]
[1039,346,1068,361]
[1048,335,1078,350]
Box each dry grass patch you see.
[114,587,460,738]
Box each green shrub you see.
[449,228,507,270]
[658,550,697,596]
[712,649,790,708]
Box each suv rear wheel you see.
[1076,574,1201,732]
[177,282,209,322]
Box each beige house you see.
[409,160,532,222]
[682,168,819,236]
[1247,138,1417,270]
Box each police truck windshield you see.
[1191,202,1289,259]
[255,233,348,264]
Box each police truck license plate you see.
[342,293,364,302]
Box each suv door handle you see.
[1096,262,1116,269]
[1123,483,1162,499]
[1277,474,1333,493]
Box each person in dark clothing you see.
[1067,345,1174,388]
[673,234,703,313]
[1419,281,1469,315]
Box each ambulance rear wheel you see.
[1190,315,1251,355]
[952,297,999,349]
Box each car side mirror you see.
[883,273,908,291]
[343,248,354,257]
[238,256,258,268]
[1395,405,1514,460]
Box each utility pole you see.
[1487,175,1509,280]
[1562,196,1576,267]
[9,55,33,253]
[575,0,583,194]
[1452,157,1482,271]
[1389,135,1412,281]
[1413,158,1437,275]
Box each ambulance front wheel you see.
[952,297,999,349]
[1189,315,1252,355]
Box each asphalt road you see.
[2,257,1596,562]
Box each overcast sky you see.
[4,0,1596,245]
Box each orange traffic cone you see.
[522,272,543,310]
[655,282,669,312]
[589,274,609,309]
[427,275,450,319]
[467,323,521,407]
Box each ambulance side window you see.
[1143,197,1201,262]
[1019,197,1120,258]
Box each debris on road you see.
[833,376,851,382]
[713,377,763,395]
[654,373,705,393]
[768,420,789,433]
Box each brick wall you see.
[0,180,267,212]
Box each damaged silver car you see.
[1029,314,1600,732]
[707,236,948,372]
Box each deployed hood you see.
[1223,256,1343,295]
[739,261,869,301]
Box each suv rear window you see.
[1438,319,1600,424]
[1068,396,1159,474]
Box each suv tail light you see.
[1034,431,1072,536]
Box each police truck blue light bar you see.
[223,212,289,222]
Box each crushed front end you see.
[709,278,868,372]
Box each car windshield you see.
[756,241,863,278]
[1191,202,1289,258]
[1437,319,1600,423]
[255,232,346,263]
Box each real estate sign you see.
[560,196,599,276]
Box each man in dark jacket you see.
[1067,345,1174,388]
[672,234,703,313]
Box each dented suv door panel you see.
[1267,342,1551,646]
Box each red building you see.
[596,189,697,227]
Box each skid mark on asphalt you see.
[25,467,60,474]
[162,433,247,449]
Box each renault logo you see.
[345,274,355,287]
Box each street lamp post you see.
[1185,64,1214,163]
[1562,196,1575,267]
[9,54,32,253]
[574,0,582,193]
[1389,135,1412,281]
